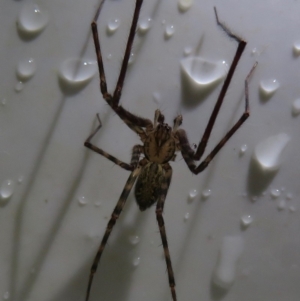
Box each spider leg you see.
[193,7,247,161]
[84,114,143,171]
[177,62,257,174]
[155,164,177,301]
[85,166,142,301]
[91,0,153,136]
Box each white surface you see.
[0,0,300,301]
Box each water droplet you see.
[202,189,211,199]
[289,205,296,212]
[3,291,9,300]
[17,175,24,184]
[251,47,258,55]
[277,199,286,210]
[107,19,120,34]
[253,133,290,172]
[251,196,258,202]
[184,212,190,221]
[15,81,24,92]
[0,179,15,201]
[240,215,253,227]
[293,41,300,56]
[16,58,37,80]
[240,144,247,155]
[213,236,244,289]
[181,57,228,93]
[132,256,141,267]
[286,192,293,200]
[183,46,193,56]
[270,188,281,199]
[1,98,7,106]
[188,189,198,201]
[17,3,49,34]
[259,79,279,98]
[138,17,152,34]
[165,24,175,39]
[292,98,300,116]
[129,235,140,245]
[59,58,97,87]
[94,201,101,207]
[128,53,135,65]
[106,53,112,60]
[78,195,88,206]
[178,0,193,12]
[152,92,161,103]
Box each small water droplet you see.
[17,3,49,34]
[178,0,193,12]
[132,256,141,267]
[78,195,88,206]
[292,98,300,116]
[277,199,286,210]
[188,189,198,201]
[1,98,7,106]
[251,196,258,202]
[3,291,10,300]
[259,79,279,98]
[15,81,24,92]
[128,53,135,65]
[183,46,193,56]
[94,201,101,207]
[286,192,293,200]
[253,133,290,172]
[240,144,247,155]
[165,24,175,39]
[181,57,228,93]
[152,92,161,104]
[289,205,296,212]
[184,212,190,221]
[129,235,140,245]
[17,175,24,184]
[202,189,211,199]
[106,53,112,60]
[270,188,281,199]
[138,17,152,34]
[293,41,300,56]
[240,215,253,227]
[16,58,37,80]
[107,19,120,34]
[0,179,15,201]
[59,58,97,87]
[251,47,258,55]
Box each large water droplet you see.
[17,3,49,34]
[259,79,279,98]
[165,24,175,39]
[292,98,300,116]
[0,179,15,201]
[213,236,244,290]
[17,58,37,80]
[181,57,228,93]
[178,0,193,12]
[59,58,97,87]
[138,17,152,34]
[188,189,198,201]
[253,133,290,172]
[107,19,120,34]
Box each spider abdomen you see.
[135,162,164,211]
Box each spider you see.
[84,0,257,300]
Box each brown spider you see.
[84,0,257,300]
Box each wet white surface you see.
[0,1,300,301]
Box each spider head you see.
[155,123,172,145]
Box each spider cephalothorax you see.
[83,0,257,300]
